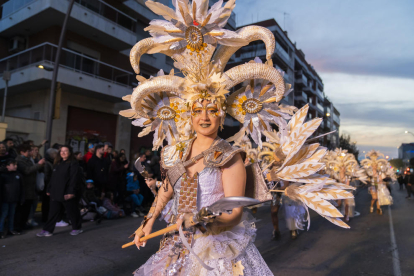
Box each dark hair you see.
[95,144,104,151]
[105,191,113,199]
[6,159,17,166]
[3,138,13,143]
[54,145,74,165]
[18,144,31,154]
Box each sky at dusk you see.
[234,0,414,158]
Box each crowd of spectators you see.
[0,138,160,239]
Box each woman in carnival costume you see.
[361,150,394,215]
[322,149,367,222]
[121,1,355,275]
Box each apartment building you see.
[228,18,340,148]
[0,0,238,156]
[0,0,178,157]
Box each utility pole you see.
[45,0,75,152]
[2,60,10,122]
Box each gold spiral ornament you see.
[157,106,176,120]
[185,26,205,52]
[242,98,263,114]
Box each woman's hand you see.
[134,222,153,250]
[176,213,194,229]
[64,194,74,200]
[145,178,156,189]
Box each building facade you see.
[0,1,339,157]
[398,143,414,165]
[0,0,177,157]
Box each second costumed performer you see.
[120,0,355,275]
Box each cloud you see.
[233,0,414,157]
[234,0,414,79]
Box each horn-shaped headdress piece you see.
[121,0,295,150]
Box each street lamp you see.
[405,130,414,136]
[37,64,53,71]
[326,113,330,117]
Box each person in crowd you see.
[108,153,129,202]
[24,140,47,150]
[102,192,125,219]
[0,142,11,173]
[0,160,24,239]
[31,146,42,162]
[37,145,82,237]
[83,179,104,208]
[126,172,145,217]
[87,144,109,192]
[112,150,119,160]
[135,153,155,208]
[148,151,161,180]
[4,138,18,159]
[15,144,45,231]
[26,145,43,227]
[103,142,113,162]
[397,173,404,190]
[83,144,95,164]
[42,148,58,223]
[405,170,414,199]
[74,151,86,173]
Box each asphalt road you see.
[1,182,413,276]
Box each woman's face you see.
[120,155,126,162]
[60,147,70,160]
[32,147,39,157]
[191,100,221,137]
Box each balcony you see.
[333,113,340,125]
[315,88,324,100]
[295,91,308,103]
[275,43,290,65]
[239,49,267,60]
[0,0,138,50]
[295,71,308,87]
[0,42,134,100]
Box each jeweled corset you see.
[171,167,224,216]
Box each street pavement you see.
[1,183,413,276]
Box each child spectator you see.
[126,173,145,217]
[0,160,24,238]
[83,180,103,208]
[102,192,125,219]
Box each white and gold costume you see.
[120,0,356,275]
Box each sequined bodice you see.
[172,167,224,215]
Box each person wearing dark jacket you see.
[4,139,18,160]
[41,148,58,222]
[0,160,24,238]
[108,153,129,201]
[15,144,45,231]
[0,142,12,173]
[37,145,83,237]
[87,144,109,192]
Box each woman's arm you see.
[134,179,174,248]
[210,153,246,229]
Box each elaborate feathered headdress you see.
[120,0,291,149]
[323,148,367,184]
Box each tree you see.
[389,158,403,169]
[339,134,359,160]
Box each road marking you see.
[388,205,402,276]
